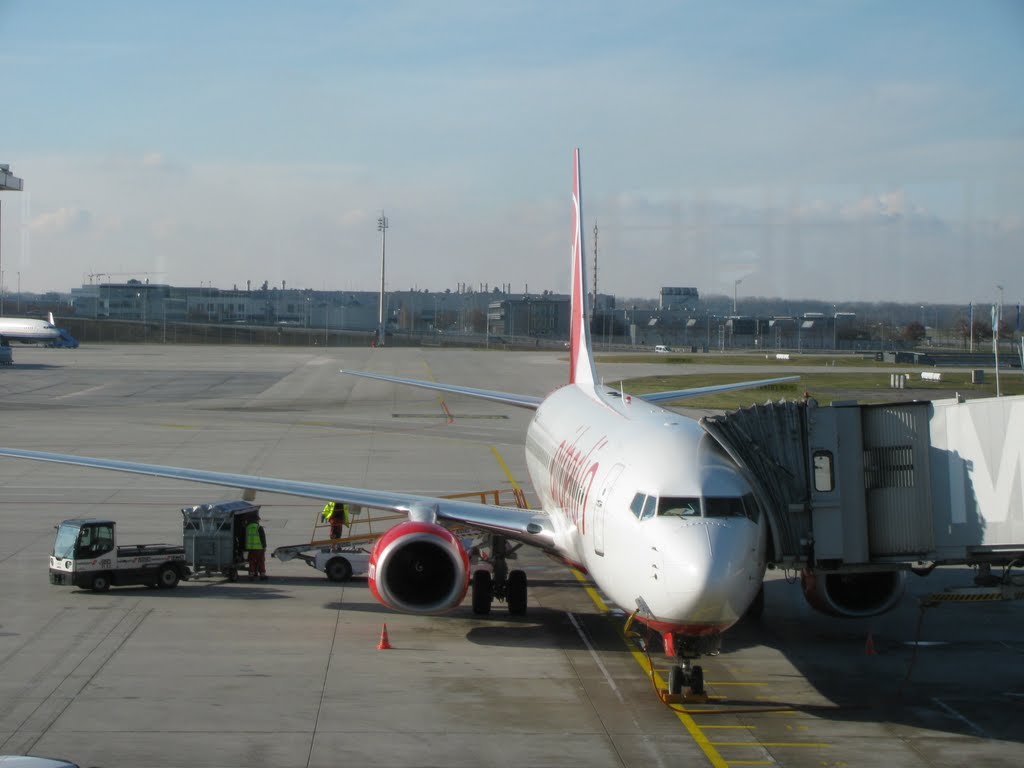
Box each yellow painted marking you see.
[570,568,610,613]
[570,569,729,768]
[569,567,836,765]
[706,681,768,687]
[712,741,830,748]
[490,446,527,499]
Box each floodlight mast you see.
[0,164,26,317]
[995,284,1003,398]
[377,212,388,347]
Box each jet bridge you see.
[701,394,1024,575]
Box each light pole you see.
[733,278,742,315]
[377,212,388,346]
[0,168,26,317]
[995,284,1003,397]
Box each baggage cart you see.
[182,500,261,582]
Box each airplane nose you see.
[662,520,760,621]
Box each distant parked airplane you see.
[0,312,61,344]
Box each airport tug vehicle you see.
[49,519,189,591]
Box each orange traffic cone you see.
[377,623,392,650]
[864,632,877,656]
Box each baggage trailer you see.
[50,518,188,592]
[272,541,370,582]
[181,500,262,582]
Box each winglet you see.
[48,312,56,326]
[569,148,598,387]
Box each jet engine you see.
[368,521,470,614]
[800,568,905,618]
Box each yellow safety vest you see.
[245,522,264,551]
[323,502,349,524]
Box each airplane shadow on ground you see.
[702,571,1021,743]
[457,567,1023,744]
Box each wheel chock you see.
[658,688,708,705]
[658,689,682,704]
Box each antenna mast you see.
[591,221,598,325]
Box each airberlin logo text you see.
[549,431,607,533]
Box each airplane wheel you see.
[507,569,527,615]
[325,557,352,582]
[157,565,180,589]
[227,568,239,583]
[690,665,704,696]
[668,665,683,695]
[91,573,111,592]
[471,570,492,615]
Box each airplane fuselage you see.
[525,383,768,635]
[0,317,60,343]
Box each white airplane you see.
[0,312,61,344]
[0,150,797,696]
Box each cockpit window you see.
[630,493,659,521]
[704,496,745,518]
[629,493,644,518]
[705,493,760,521]
[657,497,701,517]
[641,495,657,520]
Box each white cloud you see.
[29,206,93,235]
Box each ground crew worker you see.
[245,515,268,581]
[321,501,350,540]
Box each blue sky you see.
[1,1,1022,304]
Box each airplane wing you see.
[340,369,544,410]
[637,375,799,404]
[0,447,558,550]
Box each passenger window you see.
[658,497,701,517]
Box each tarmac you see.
[0,344,1021,768]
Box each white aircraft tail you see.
[569,148,598,388]
[48,312,56,326]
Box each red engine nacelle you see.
[801,568,905,618]
[368,521,470,614]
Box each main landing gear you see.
[471,535,528,616]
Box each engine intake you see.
[801,568,905,618]
[369,521,470,614]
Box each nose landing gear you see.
[660,630,720,704]
[624,609,720,703]
[667,659,705,699]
